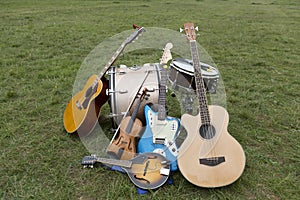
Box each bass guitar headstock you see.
[180,22,199,41]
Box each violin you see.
[107,88,148,160]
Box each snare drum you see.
[107,64,160,128]
[168,58,219,93]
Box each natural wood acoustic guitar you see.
[63,26,145,135]
[177,22,246,188]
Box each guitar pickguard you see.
[147,109,179,145]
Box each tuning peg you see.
[179,28,184,33]
[195,26,199,31]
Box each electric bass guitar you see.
[82,152,170,190]
[177,22,246,187]
[137,43,180,171]
[63,25,145,136]
[107,88,148,160]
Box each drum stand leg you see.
[182,92,194,115]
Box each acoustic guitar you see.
[63,25,145,135]
[137,43,180,171]
[177,23,246,187]
[81,152,170,190]
[107,88,149,160]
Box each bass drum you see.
[107,64,160,128]
[168,58,219,94]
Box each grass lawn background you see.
[0,0,299,199]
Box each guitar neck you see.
[97,157,132,168]
[158,66,167,120]
[96,44,125,80]
[190,40,211,124]
[125,98,142,133]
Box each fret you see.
[157,43,173,121]
[190,41,211,124]
[97,45,125,81]
[125,98,142,133]
[98,157,132,168]
[158,67,167,120]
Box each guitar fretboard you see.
[98,157,132,168]
[190,41,211,124]
[96,44,125,82]
[158,66,167,120]
[125,97,142,134]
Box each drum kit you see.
[71,24,246,191]
[107,58,219,128]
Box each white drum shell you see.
[108,64,160,127]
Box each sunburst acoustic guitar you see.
[63,25,145,135]
[177,22,246,188]
[82,152,170,190]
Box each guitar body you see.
[137,105,180,171]
[63,75,109,135]
[123,152,170,190]
[178,105,246,188]
[82,152,170,190]
[107,116,143,160]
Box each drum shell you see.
[108,64,160,128]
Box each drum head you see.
[171,58,219,77]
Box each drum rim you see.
[170,58,219,77]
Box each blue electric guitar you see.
[137,43,180,171]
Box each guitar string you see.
[92,28,144,95]
[190,39,217,163]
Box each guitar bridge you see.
[199,156,225,167]
[76,101,82,110]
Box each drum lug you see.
[106,89,128,95]
[129,65,141,71]
[108,113,124,118]
[118,90,128,94]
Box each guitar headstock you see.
[181,22,199,41]
[81,155,98,168]
[160,42,173,65]
[123,25,146,46]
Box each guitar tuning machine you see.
[180,26,199,32]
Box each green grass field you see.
[1,0,299,199]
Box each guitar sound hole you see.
[199,124,216,139]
